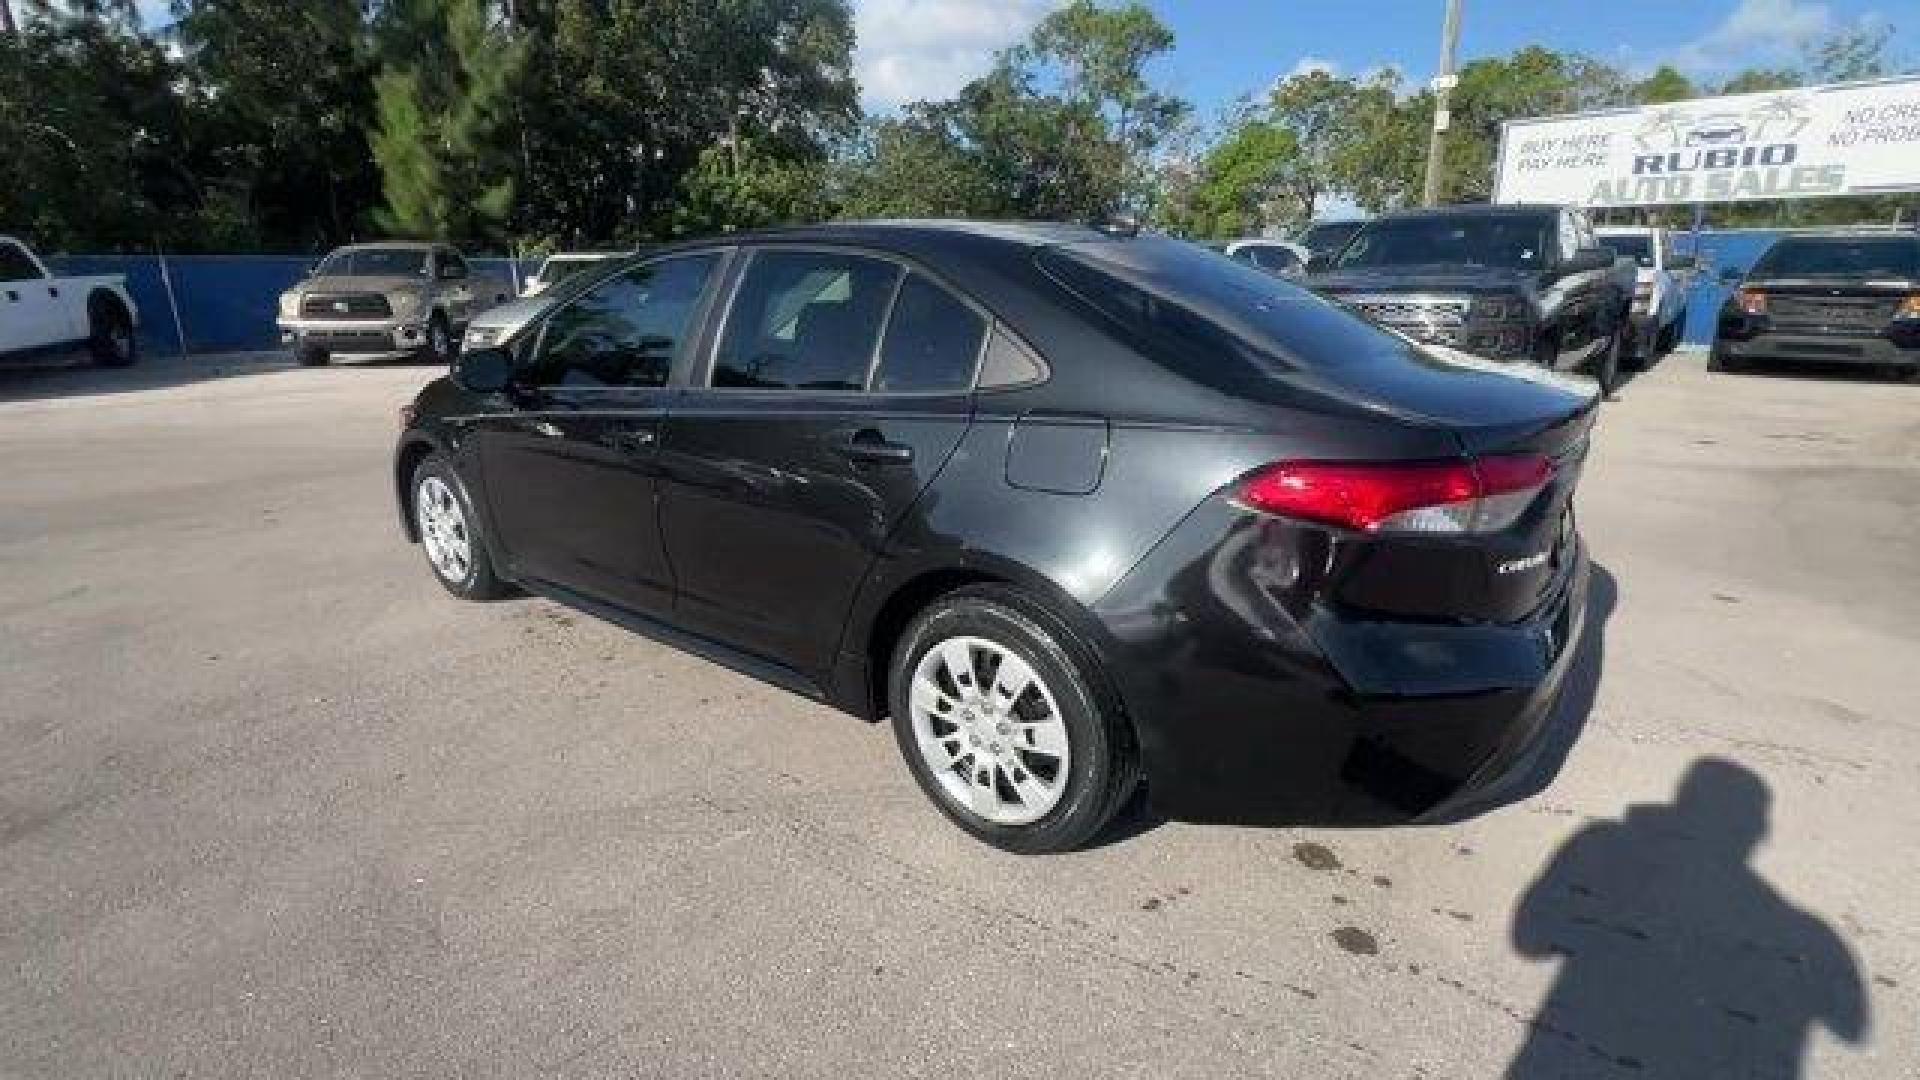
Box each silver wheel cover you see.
[416,474,472,584]
[909,635,1071,826]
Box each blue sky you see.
[855,0,1909,116]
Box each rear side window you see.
[1038,238,1418,402]
[525,253,719,389]
[873,273,987,394]
[713,250,899,390]
[0,242,41,282]
[1750,239,1920,279]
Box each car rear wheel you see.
[1708,346,1742,374]
[88,296,136,368]
[412,454,507,600]
[889,586,1137,854]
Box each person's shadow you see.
[1507,758,1868,1077]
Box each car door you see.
[657,247,982,677]
[0,240,65,354]
[470,250,727,614]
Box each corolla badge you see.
[1496,550,1551,575]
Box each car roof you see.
[1377,204,1560,221]
[335,241,437,253]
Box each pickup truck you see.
[276,242,511,366]
[1596,226,1696,363]
[1309,204,1636,393]
[0,235,140,367]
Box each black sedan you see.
[394,221,1598,853]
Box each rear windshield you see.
[1299,220,1364,254]
[1335,215,1552,272]
[1749,238,1920,279]
[1037,236,1416,395]
[1601,234,1653,267]
[318,247,428,277]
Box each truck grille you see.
[300,292,392,319]
[1348,300,1469,327]
[1768,294,1898,332]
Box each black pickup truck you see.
[1309,204,1636,393]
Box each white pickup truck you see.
[0,235,140,367]
[1596,226,1696,365]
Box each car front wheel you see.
[889,586,1137,854]
[412,454,507,600]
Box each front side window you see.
[712,250,899,391]
[873,273,987,394]
[0,242,41,283]
[525,254,720,389]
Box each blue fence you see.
[47,253,529,356]
[41,231,1854,356]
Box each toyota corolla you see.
[394,221,1597,853]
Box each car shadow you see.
[1504,758,1869,1077]
[1714,356,1915,385]
[0,350,448,405]
[0,350,294,405]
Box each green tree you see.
[1634,65,1695,105]
[174,0,378,248]
[1179,117,1296,238]
[369,0,525,244]
[0,0,201,249]
[842,0,1183,222]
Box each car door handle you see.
[835,429,912,463]
[609,429,656,453]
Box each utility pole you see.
[1421,0,1463,206]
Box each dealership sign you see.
[1493,74,1920,208]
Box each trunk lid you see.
[1748,277,1911,335]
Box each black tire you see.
[888,585,1139,854]
[1708,345,1742,374]
[422,312,454,365]
[297,345,330,367]
[87,295,137,368]
[1591,325,1623,397]
[410,452,508,601]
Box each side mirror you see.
[451,346,514,393]
[1561,247,1613,275]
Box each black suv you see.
[1712,233,1920,380]
[395,222,1597,852]
[1310,205,1636,393]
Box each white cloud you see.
[854,0,1056,110]
[1669,0,1837,73]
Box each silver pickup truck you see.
[276,243,511,366]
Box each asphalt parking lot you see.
[2,349,1915,1078]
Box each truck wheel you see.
[297,345,330,367]
[422,313,453,365]
[1591,327,1623,397]
[1708,346,1742,374]
[88,295,137,368]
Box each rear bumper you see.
[1717,331,1918,368]
[278,318,428,357]
[1094,505,1590,827]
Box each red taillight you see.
[1237,455,1554,534]
[1735,288,1768,315]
